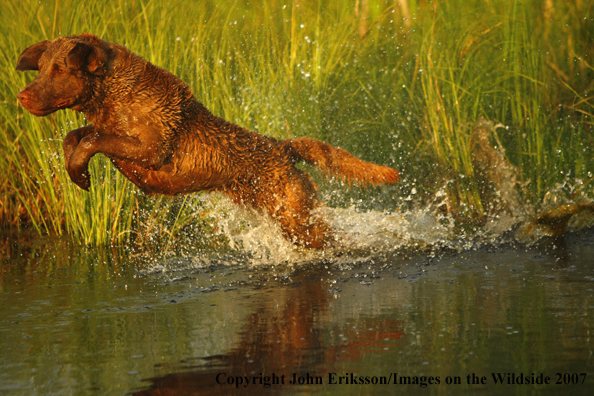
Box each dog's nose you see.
[17,90,31,105]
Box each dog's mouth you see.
[55,99,73,108]
[26,108,57,117]
[21,99,74,117]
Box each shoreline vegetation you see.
[1,0,593,249]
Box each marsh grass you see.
[0,0,593,247]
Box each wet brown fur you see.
[16,33,399,248]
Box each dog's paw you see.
[68,168,91,191]
[75,177,91,191]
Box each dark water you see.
[1,227,594,395]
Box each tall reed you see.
[1,0,592,246]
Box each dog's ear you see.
[67,42,107,75]
[16,40,51,71]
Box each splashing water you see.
[141,167,593,275]
[141,188,506,274]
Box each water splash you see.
[140,171,594,275]
[141,190,459,274]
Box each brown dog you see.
[16,33,399,248]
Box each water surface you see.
[1,226,594,395]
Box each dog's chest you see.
[91,102,165,138]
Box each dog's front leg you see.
[110,159,224,196]
[110,159,175,195]
[66,133,140,191]
[63,125,96,175]
[66,131,99,191]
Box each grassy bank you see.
[1,0,593,247]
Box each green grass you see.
[1,0,593,247]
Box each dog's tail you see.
[284,137,399,186]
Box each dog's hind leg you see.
[260,171,333,249]
[276,209,332,249]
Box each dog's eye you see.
[53,65,66,74]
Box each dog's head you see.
[16,34,108,116]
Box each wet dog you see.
[16,33,399,248]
